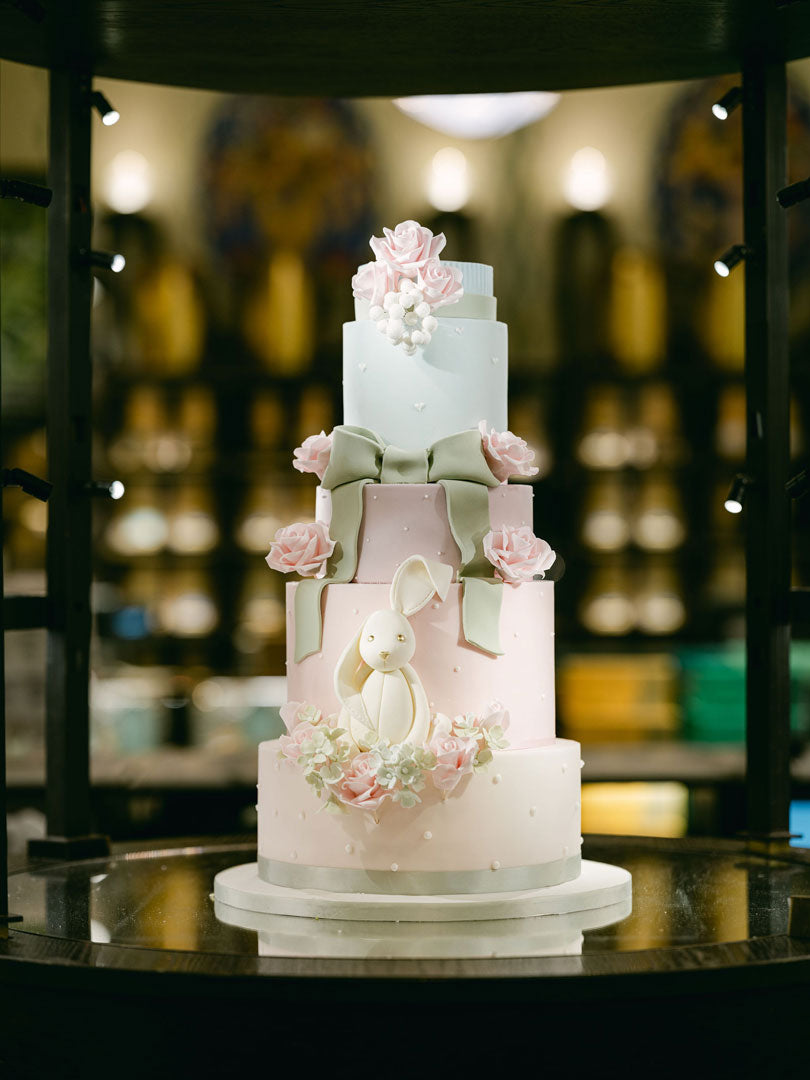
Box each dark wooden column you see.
[28,66,108,859]
[742,56,793,842]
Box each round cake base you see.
[213,858,631,924]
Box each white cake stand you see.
[213,858,631,924]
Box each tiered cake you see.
[215,222,630,933]
[256,221,582,897]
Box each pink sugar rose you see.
[352,260,400,306]
[335,752,390,811]
[483,525,556,585]
[475,701,511,735]
[278,721,318,762]
[370,219,446,274]
[428,728,478,793]
[478,421,539,483]
[293,430,332,481]
[266,521,335,578]
[416,258,463,310]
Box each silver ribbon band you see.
[258,853,581,897]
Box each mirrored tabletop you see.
[7,835,810,972]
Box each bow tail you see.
[439,479,504,656]
[293,478,373,662]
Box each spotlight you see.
[777,177,810,209]
[1,467,52,502]
[91,90,120,126]
[712,86,743,121]
[724,473,750,515]
[0,178,52,207]
[81,249,126,273]
[787,467,810,500]
[86,480,126,500]
[714,244,748,277]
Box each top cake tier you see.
[344,261,508,449]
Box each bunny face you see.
[357,609,415,672]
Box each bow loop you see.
[294,425,503,661]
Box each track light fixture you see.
[777,176,810,209]
[724,474,750,515]
[90,90,120,126]
[1,467,52,502]
[714,244,749,278]
[81,249,126,273]
[0,178,52,207]
[86,480,126,500]
[712,86,743,121]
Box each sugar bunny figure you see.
[334,555,452,750]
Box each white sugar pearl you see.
[290,851,298,860]
[529,806,537,817]
[415,301,430,318]
[376,319,389,335]
[403,525,409,532]
[492,773,502,785]
[345,843,354,854]
[491,860,501,871]
[454,326,463,335]
[368,304,384,321]
[386,318,404,338]
[423,831,432,841]
[423,493,430,499]
[421,331,432,346]
[411,330,427,346]
[298,811,306,821]
[422,315,438,333]
[453,666,461,672]
[404,311,418,325]
[432,602,440,609]
[384,291,399,308]
[352,608,359,614]
[390,862,399,872]
[388,303,404,319]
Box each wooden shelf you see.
[3,1,810,96]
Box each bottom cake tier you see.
[257,737,582,896]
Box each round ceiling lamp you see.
[393,92,560,139]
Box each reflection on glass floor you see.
[8,839,810,961]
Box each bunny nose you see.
[379,650,390,660]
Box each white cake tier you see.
[315,483,533,583]
[258,738,582,895]
[342,317,508,449]
[286,580,556,749]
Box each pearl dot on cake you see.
[491,356,500,365]
[403,525,409,531]
[414,402,426,412]
[453,665,461,673]
[345,843,354,854]
[491,860,501,871]
[390,863,399,872]
[561,763,567,773]
[298,811,306,821]
[454,326,463,335]
[423,831,432,841]
[529,806,537,817]
[358,362,367,372]
[432,602,440,609]
[423,493,430,499]
[290,851,298,860]
[352,608,359,615]
[580,760,585,769]
[492,773,502,785]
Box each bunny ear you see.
[390,555,453,616]
[334,623,367,705]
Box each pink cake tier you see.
[258,737,582,895]
[286,580,556,749]
[316,482,533,582]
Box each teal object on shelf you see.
[678,643,810,743]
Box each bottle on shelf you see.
[608,247,667,373]
[576,386,631,470]
[580,563,636,636]
[634,562,686,635]
[631,477,686,552]
[580,476,631,552]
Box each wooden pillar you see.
[742,56,792,841]
[28,66,108,858]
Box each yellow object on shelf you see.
[608,248,667,372]
[581,782,688,837]
[560,652,679,740]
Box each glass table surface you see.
[7,835,810,970]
